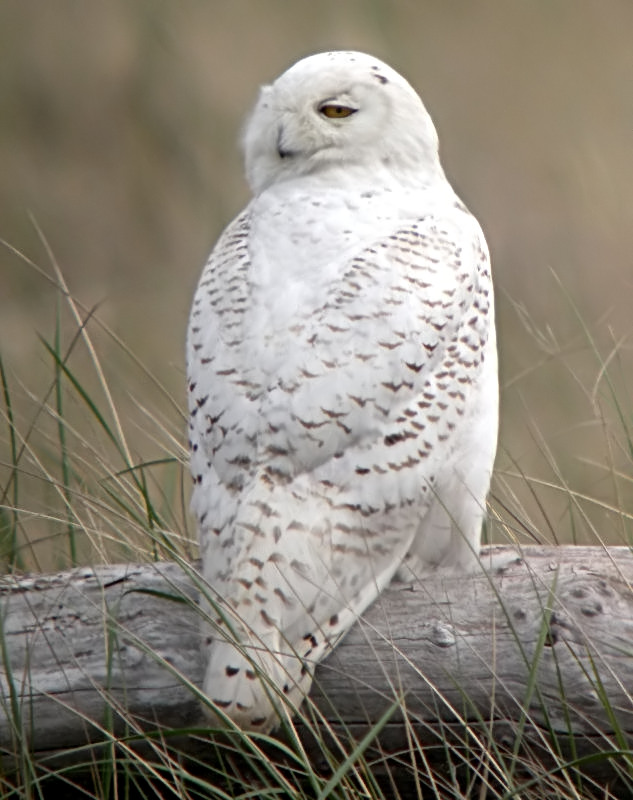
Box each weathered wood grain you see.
[1,545,632,785]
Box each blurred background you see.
[2,1,633,567]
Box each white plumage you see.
[186,51,498,731]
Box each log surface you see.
[1,545,632,775]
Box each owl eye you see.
[319,104,357,119]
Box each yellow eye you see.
[319,104,357,119]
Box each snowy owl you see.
[187,51,498,732]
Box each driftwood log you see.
[1,545,632,791]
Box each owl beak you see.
[276,127,295,159]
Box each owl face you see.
[243,51,442,194]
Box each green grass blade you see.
[53,297,77,565]
[0,353,24,571]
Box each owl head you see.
[242,51,444,195]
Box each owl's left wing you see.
[256,207,492,497]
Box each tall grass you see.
[0,238,190,574]
[1,247,632,798]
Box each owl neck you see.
[254,156,450,199]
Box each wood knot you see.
[580,600,603,617]
[429,622,456,648]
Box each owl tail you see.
[200,632,310,733]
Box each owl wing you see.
[188,204,492,729]
[239,205,491,629]
[258,209,490,485]
[187,210,262,535]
